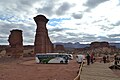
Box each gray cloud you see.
[81,33,95,36]
[0,0,37,13]
[79,34,112,43]
[49,28,65,32]
[107,34,120,38]
[0,22,15,44]
[0,39,8,43]
[66,32,78,37]
[37,7,53,17]
[49,27,72,33]
[100,25,114,31]
[72,13,83,19]
[118,0,120,5]
[84,0,109,12]
[52,35,83,43]
[62,37,80,42]
[59,33,97,43]
[19,0,37,6]
[92,20,103,23]
[108,38,120,42]
[82,34,97,42]
[36,0,56,16]
[50,33,67,42]
[51,32,100,43]
[111,21,120,26]
[37,1,74,16]
[56,2,73,15]
[96,36,109,41]
[0,23,15,35]
[92,35,120,43]
[0,35,7,38]
[0,0,119,44]
[0,0,38,25]
[24,38,34,44]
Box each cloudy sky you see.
[0,0,120,45]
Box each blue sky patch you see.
[48,17,71,26]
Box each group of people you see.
[102,55,110,63]
[76,53,120,66]
[102,54,120,65]
[86,53,95,65]
[76,53,95,65]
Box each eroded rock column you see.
[6,29,23,58]
[34,15,53,54]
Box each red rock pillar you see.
[6,29,23,58]
[34,15,53,54]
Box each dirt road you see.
[0,57,79,80]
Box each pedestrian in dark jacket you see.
[103,56,107,63]
[86,53,90,65]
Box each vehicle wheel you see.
[65,61,68,64]
[60,61,63,63]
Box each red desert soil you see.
[0,57,79,80]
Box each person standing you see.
[86,53,90,65]
[106,55,110,63]
[103,55,107,63]
[90,53,94,64]
[114,54,118,65]
[114,54,119,69]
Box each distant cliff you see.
[109,43,120,48]
[54,42,120,49]
[0,42,120,51]
[53,42,90,48]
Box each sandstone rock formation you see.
[73,41,117,56]
[34,15,54,54]
[54,45,65,53]
[90,42,109,48]
[6,29,23,58]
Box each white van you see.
[76,54,85,63]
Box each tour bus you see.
[35,53,69,64]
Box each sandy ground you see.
[112,69,120,77]
[0,57,79,80]
[0,57,120,80]
[81,62,120,80]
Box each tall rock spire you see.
[34,15,53,54]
